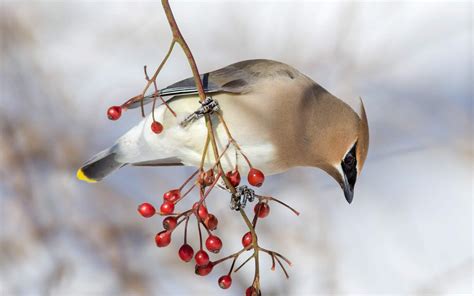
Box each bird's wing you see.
[126,59,296,109]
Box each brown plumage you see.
[78,59,369,203]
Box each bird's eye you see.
[344,154,355,166]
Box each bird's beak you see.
[342,175,354,204]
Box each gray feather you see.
[127,59,294,109]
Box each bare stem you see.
[200,133,211,169]
[197,215,203,250]
[139,40,175,116]
[212,247,246,266]
[270,253,276,271]
[179,169,199,191]
[259,247,292,266]
[234,253,255,273]
[201,172,222,201]
[161,0,206,102]
[175,183,196,203]
[259,195,300,216]
[161,0,262,290]
[275,256,290,279]
[184,216,190,244]
[216,112,253,167]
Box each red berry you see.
[151,121,163,134]
[155,230,171,247]
[160,201,175,215]
[254,203,270,218]
[204,214,218,231]
[248,168,265,187]
[107,105,122,120]
[218,275,232,289]
[193,202,209,220]
[194,250,210,266]
[198,206,209,220]
[163,189,181,203]
[163,216,178,230]
[242,232,253,248]
[137,202,155,218]
[178,244,194,262]
[195,262,213,276]
[246,286,257,296]
[226,169,241,187]
[205,235,222,253]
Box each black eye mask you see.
[341,143,357,191]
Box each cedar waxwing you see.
[77,59,369,203]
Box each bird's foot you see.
[230,185,256,211]
[180,96,220,127]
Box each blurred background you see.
[1,0,472,295]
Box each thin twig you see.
[200,133,211,169]
[216,112,253,168]
[184,216,190,244]
[161,0,263,290]
[270,253,276,271]
[234,253,255,273]
[275,256,290,279]
[139,40,175,117]
[179,169,199,191]
[175,184,196,203]
[197,214,203,250]
[259,195,300,216]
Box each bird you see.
[77,59,369,203]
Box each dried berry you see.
[226,169,241,187]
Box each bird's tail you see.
[76,147,124,183]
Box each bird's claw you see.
[230,185,256,211]
[180,96,220,127]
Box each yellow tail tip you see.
[76,168,97,183]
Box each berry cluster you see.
[106,12,299,293]
[110,88,299,295]
[133,161,298,295]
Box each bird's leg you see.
[230,185,256,211]
[180,96,220,127]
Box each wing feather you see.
[127,59,295,109]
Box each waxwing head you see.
[313,97,369,204]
